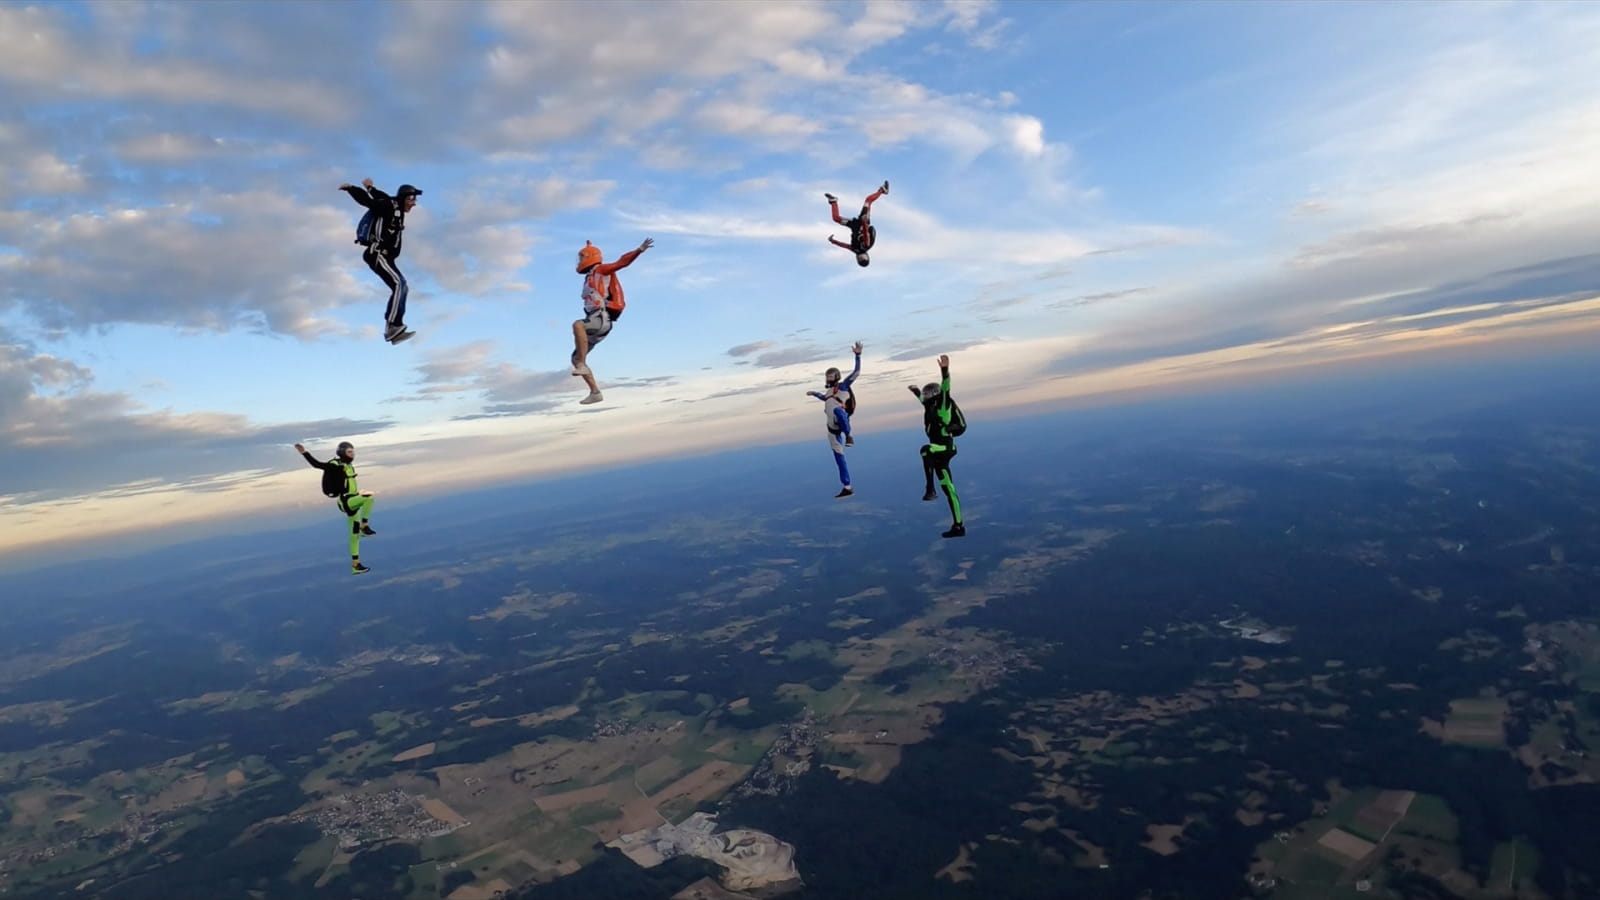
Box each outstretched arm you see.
[828,236,851,250]
[339,184,375,209]
[340,179,395,214]
[937,355,953,424]
[294,443,330,470]
[839,342,862,389]
[599,238,653,274]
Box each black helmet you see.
[922,383,941,402]
[396,184,423,198]
[825,367,842,386]
[337,441,355,459]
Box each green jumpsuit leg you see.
[939,467,962,524]
[925,444,961,525]
[343,494,374,561]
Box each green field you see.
[537,825,604,867]
[1392,793,1456,842]
[708,735,773,767]
[1283,849,1346,884]
[287,835,339,884]
[782,639,834,661]
[1439,697,1508,748]
[1322,788,1382,840]
[419,829,472,860]
[631,755,692,794]
[302,739,397,791]
[567,802,622,827]
[369,710,414,737]
[1091,740,1141,762]
[406,860,440,897]
[1488,838,1540,893]
[657,795,702,825]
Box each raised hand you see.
[938,354,950,368]
[294,443,306,453]
[638,238,654,252]
[852,341,863,355]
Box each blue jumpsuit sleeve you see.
[840,353,861,390]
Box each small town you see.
[726,712,821,801]
[588,716,638,740]
[928,641,1031,689]
[0,811,163,894]
[290,790,466,849]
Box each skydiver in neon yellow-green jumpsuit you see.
[295,441,377,574]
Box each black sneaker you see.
[352,562,371,575]
[835,486,854,499]
[941,523,966,539]
[922,489,937,502]
[824,193,837,203]
[844,435,855,447]
[880,180,889,194]
[360,524,377,536]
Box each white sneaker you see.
[580,390,604,405]
[571,362,592,376]
[388,329,415,345]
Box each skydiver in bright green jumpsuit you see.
[908,354,966,538]
[295,441,377,574]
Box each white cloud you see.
[844,0,920,49]
[113,133,305,163]
[695,99,822,143]
[21,154,86,194]
[0,333,390,503]
[942,0,996,34]
[483,1,835,84]
[0,5,348,123]
[0,192,370,337]
[938,0,1008,50]
[408,221,537,299]
[1088,2,1600,376]
[1006,115,1045,158]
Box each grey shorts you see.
[573,309,612,360]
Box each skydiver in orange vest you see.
[570,237,653,405]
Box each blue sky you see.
[3,0,1600,562]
